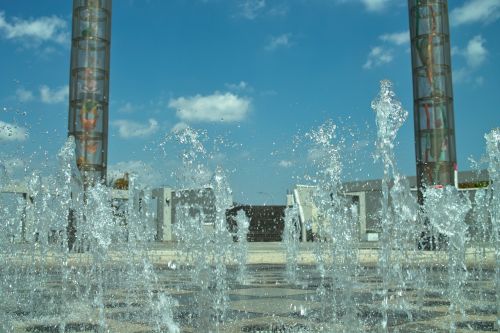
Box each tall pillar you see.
[408,0,456,199]
[68,0,112,188]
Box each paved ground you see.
[146,242,495,268]
[2,242,498,332]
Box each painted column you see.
[68,0,112,188]
[408,0,456,198]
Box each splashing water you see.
[234,209,250,284]
[1,85,499,332]
[283,204,301,284]
[424,186,472,332]
[471,189,492,303]
[168,127,211,189]
[170,127,235,331]
[0,136,179,332]
[211,166,233,326]
[306,120,360,331]
[485,128,499,330]
[0,162,7,187]
[173,203,213,328]
[373,80,408,166]
[372,79,416,331]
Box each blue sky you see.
[0,0,499,204]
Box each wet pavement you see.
[4,260,498,333]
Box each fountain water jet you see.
[424,185,471,332]
[372,79,417,331]
[0,136,179,332]
[234,209,250,284]
[306,120,361,331]
[283,203,300,284]
[169,127,235,331]
[0,83,498,332]
[485,128,499,330]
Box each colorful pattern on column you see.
[408,0,457,192]
[68,0,111,187]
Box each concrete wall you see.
[153,187,216,242]
[0,184,128,243]
[227,205,285,242]
[292,177,491,244]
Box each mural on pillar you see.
[410,0,455,187]
[68,0,111,186]
[80,100,100,131]
[81,22,98,39]
[82,69,98,94]
[76,100,102,168]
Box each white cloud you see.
[234,0,287,19]
[260,89,278,97]
[450,0,500,26]
[278,160,293,168]
[118,102,137,113]
[169,92,250,123]
[267,5,289,17]
[265,33,293,51]
[453,35,488,84]
[453,67,468,84]
[379,31,409,45]
[0,121,28,142]
[112,119,159,138]
[40,85,68,104]
[1,158,25,174]
[0,11,69,46]
[108,160,164,188]
[16,87,34,102]
[171,122,189,133]
[464,35,487,68]
[336,0,402,12]
[361,0,393,11]
[238,0,266,19]
[225,81,252,92]
[307,147,327,162]
[363,46,393,69]
[365,31,408,67]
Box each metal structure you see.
[68,0,112,188]
[408,0,456,197]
